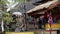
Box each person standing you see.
[15,15,26,32]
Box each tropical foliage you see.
[0,0,30,32]
[0,0,30,7]
[2,12,13,25]
[0,0,30,24]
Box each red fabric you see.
[53,14,60,19]
[44,11,50,18]
[44,12,48,18]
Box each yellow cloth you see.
[5,32,34,34]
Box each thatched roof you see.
[27,0,59,14]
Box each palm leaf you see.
[0,0,30,6]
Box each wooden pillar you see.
[33,13,37,29]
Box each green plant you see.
[0,0,30,7]
[2,12,13,25]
